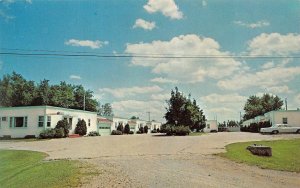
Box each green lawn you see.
[219,139,300,172]
[189,132,206,136]
[0,150,95,188]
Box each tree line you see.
[0,72,109,113]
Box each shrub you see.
[156,128,160,133]
[24,135,36,139]
[129,131,134,134]
[174,126,190,136]
[88,131,100,136]
[117,123,124,132]
[136,130,142,134]
[139,126,144,134]
[55,119,70,137]
[54,127,65,138]
[75,119,87,136]
[144,125,149,133]
[124,123,130,134]
[151,130,157,133]
[111,130,123,135]
[39,129,56,139]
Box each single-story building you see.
[203,120,218,133]
[0,106,97,138]
[242,110,300,127]
[0,106,163,138]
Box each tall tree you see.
[165,87,206,130]
[243,94,283,120]
[99,103,113,116]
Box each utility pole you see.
[83,92,86,111]
[147,111,150,122]
[285,98,288,111]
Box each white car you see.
[260,124,300,134]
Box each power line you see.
[1,48,300,59]
[1,51,300,59]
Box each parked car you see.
[260,124,300,134]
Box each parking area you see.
[1,132,299,187]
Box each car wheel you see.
[272,130,279,134]
[296,129,300,134]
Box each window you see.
[115,122,117,129]
[88,119,91,127]
[47,116,51,127]
[2,117,7,121]
[69,118,73,130]
[207,124,210,129]
[38,116,44,127]
[10,117,27,128]
[282,118,288,124]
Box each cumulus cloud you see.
[218,63,300,91]
[143,0,183,20]
[234,20,270,29]
[267,85,292,94]
[294,94,300,105]
[99,85,163,98]
[201,93,247,104]
[125,34,241,83]
[150,77,178,84]
[261,61,275,69]
[112,100,165,121]
[69,75,81,80]
[202,0,207,7]
[150,93,170,101]
[65,39,109,49]
[133,18,156,30]
[248,33,300,56]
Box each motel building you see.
[0,106,162,138]
[242,109,300,127]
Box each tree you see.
[117,123,124,133]
[75,119,87,136]
[32,79,50,105]
[98,103,113,116]
[243,94,283,120]
[130,116,139,119]
[55,119,70,137]
[165,87,206,131]
[124,123,130,134]
[144,125,149,133]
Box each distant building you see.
[0,106,162,138]
[242,110,300,127]
[203,120,218,133]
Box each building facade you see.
[0,106,97,138]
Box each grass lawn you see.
[219,139,300,172]
[189,132,206,136]
[0,150,96,188]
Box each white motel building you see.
[0,106,162,138]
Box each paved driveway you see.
[1,132,299,187]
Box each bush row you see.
[240,121,272,133]
[161,124,190,136]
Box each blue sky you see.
[1,0,300,122]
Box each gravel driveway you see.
[1,132,299,188]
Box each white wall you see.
[272,111,300,126]
[203,120,218,133]
[0,106,98,138]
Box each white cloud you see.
[218,64,300,91]
[125,34,241,83]
[150,93,170,101]
[202,0,207,7]
[150,77,178,84]
[133,18,156,30]
[267,85,292,94]
[99,85,163,98]
[112,100,165,121]
[25,0,32,4]
[201,93,247,104]
[65,39,109,49]
[143,0,183,20]
[248,33,300,56]
[261,61,274,69]
[294,94,300,105]
[0,9,14,21]
[234,20,270,29]
[69,75,81,80]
